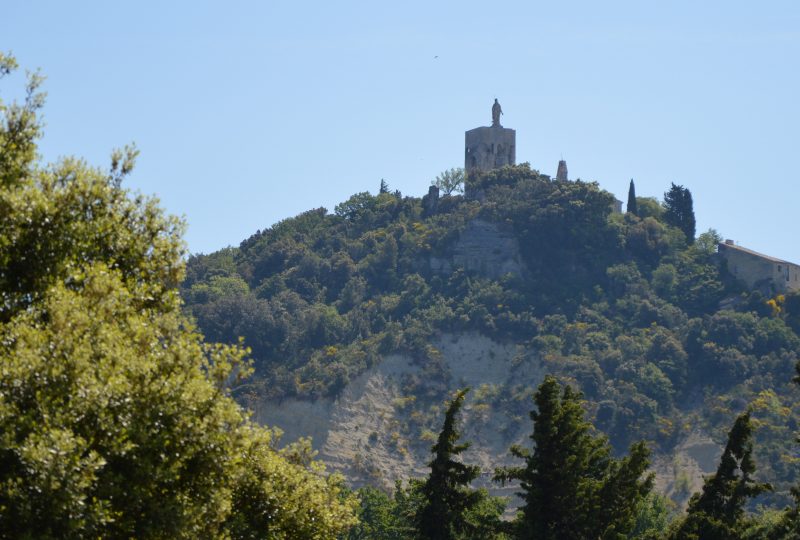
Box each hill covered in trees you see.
[4,47,800,537]
[183,163,800,517]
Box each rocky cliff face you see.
[253,332,718,507]
[429,219,526,280]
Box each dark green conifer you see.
[416,388,504,540]
[627,178,638,216]
[495,376,653,540]
[663,182,696,243]
[671,411,771,539]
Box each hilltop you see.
[182,165,800,508]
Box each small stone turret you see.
[422,185,440,216]
[556,160,568,181]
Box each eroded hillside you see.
[182,165,800,507]
[255,332,724,507]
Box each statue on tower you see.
[491,98,503,127]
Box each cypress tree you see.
[663,182,696,243]
[671,412,771,539]
[627,178,638,216]
[495,376,653,540]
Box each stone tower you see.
[464,100,516,175]
[556,160,568,181]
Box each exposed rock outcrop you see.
[253,332,719,508]
[254,333,537,494]
[429,219,526,280]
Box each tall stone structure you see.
[556,160,568,181]
[464,100,516,176]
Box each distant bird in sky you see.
[434,55,438,59]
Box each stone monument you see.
[556,159,568,181]
[492,98,503,127]
[465,99,516,178]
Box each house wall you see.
[718,242,800,294]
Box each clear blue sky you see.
[4,1,799,261]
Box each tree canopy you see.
[663,183,696,244]
[627,178,638,216]
[182,152,800,512]
[670,412,771,539]
[495,376,653,539]
[0,52,357,539]
[432,167,465,196]
[415,388,506,540]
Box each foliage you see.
[416,388,506,539]
[670,412,772,539]
[629,492,678,539]
[345,486,412,540]
[227,430,358,539]
[0,52,43,188]
[663,183,696,244]
[494,376,653,539]
[627,179,638,216]
[432,167,465,196]
[0,55,357,539]
[172,62,800,521]
[636,197,665,220]
[181,152,800,502]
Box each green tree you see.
[416,388,506,540]
[629,492,676,539]
[758,362,800,539]
[0,54,357,539]
[432,167,465,196]
[0,52,43,188]
[335,191,377,220]
[663,183,696,244]
[670,412,772,539]
[627,178,638,216]
[345,486,414,540]
[0,265,357,539]
[495,376,653,540]
[634,196,665,220]
[380,178,390,194]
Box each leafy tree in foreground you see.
[663,182,696,244]
[0,268,356,538]
[0,53,357,539]
[415,388,506,540]
[495,376,653,540]
[670,411,771,540]
[627,178,638,216]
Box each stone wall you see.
[718,241,800,294]
[464,126,516,175]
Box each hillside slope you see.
[182,165,800,507]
